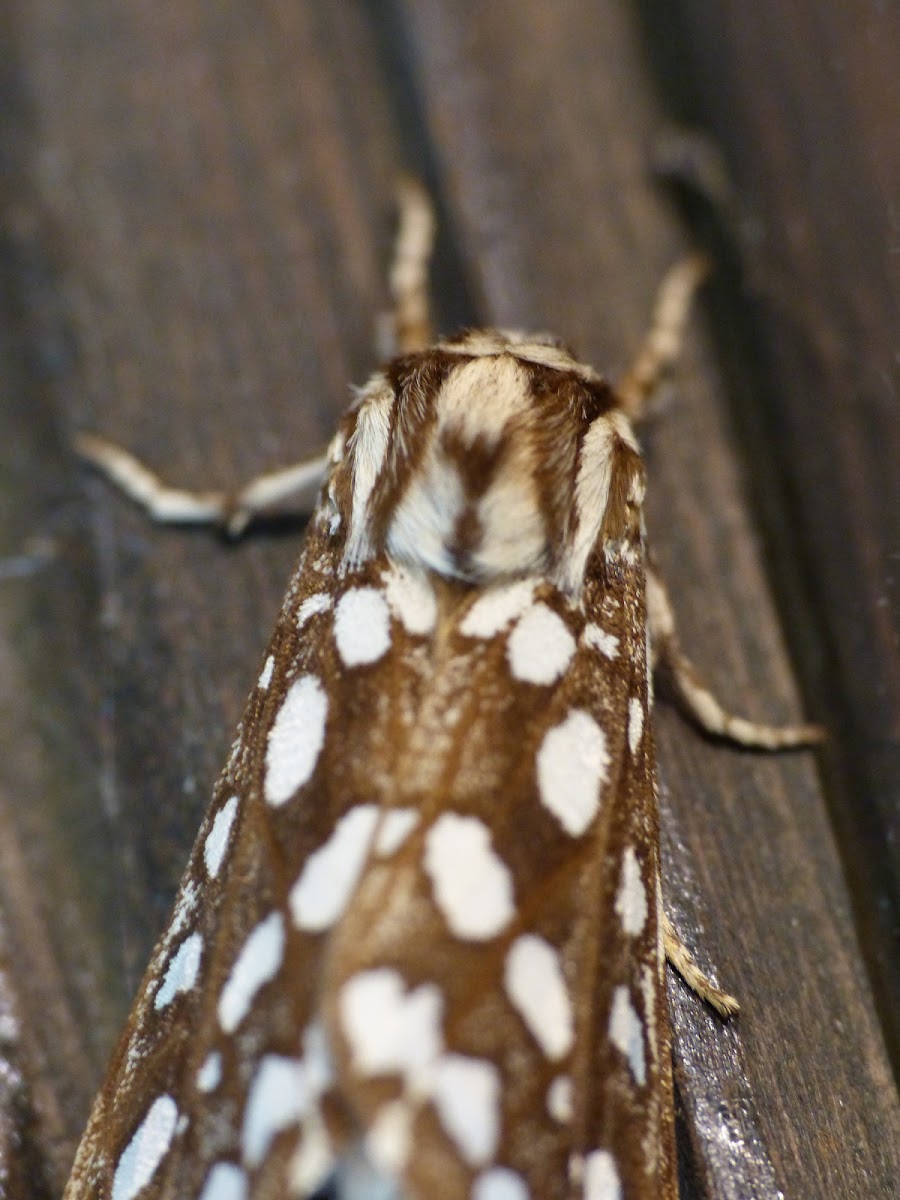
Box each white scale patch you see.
[537,710,609,836]
[431,1054,501,1167]
[366,1100,413,1175]
[627,697,644,755]
[583,1149,622,1200]
[547,1075,573,1124]
[375,807,419,856]
[340,973,504,1175]
[165,878,199,946]
[287,1023,337,1193]
[289,805,379,932]
[334,587,392,667]
[204,796,239,879]
[112,1094,179,1200]
[609,986,646,1086]
[614,847,648,936]
[241,1055,307,1167]
[154,931,203,1010]
[218,912,285,1034]
[196,1052,222,1094]
[583,623,619,659]
[265,675,328,806]
[331,1144,398,1200]
[473,1167,531,1200]
[507,603,576,685]
[297,592,333,629]
[257,655,274,690]
[424,813,515,940]
[340,968,443,1083]
[383,562,438,635]
[504,935,573,1060]
[197,1162,248,1200]
[289,1110,333,1196]
[460,579,535,639]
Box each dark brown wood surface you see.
[0,1,896,1197]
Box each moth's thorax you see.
[333,334,645,592]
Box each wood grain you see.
[0,0,895,1196]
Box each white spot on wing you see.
[375,807,419,856]
[431,1054,501,1167]
[366,1100,413,1174]
[628,697,644,755]
[424,814,515,940]
[537,711,609,836]
[583,1149,622,1200]
[218,912,285,1034]
[154,931,203,1010]
[615,847,648,936]
[289,1112,333,1196]
[257,655,274,690]
[204,795,238,878]
[198,1162,248,1200]
[241,1055,307,1167]
[507,604,576,685]
[265,675,328,806]
[112,1094,179,1200]
[196,1052,222,1094]
[286,1024,337,1193]
[504,935,573,1060]
[297,592,333,629]
[334,587,392,667]
[302,1020,335,1095]
[165,878,199,945]
[547,1075,573,1124]
[473,1167,530,1200]
[583,623,619,659]
[609,986,646,1086]
[460,579,535,638]
[383,562,438,635]
[289,805,379,932]
[330,1144,397,1200]
[339,968,443,1083]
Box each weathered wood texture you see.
[0,1,895,1197]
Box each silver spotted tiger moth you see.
[66,181,820,1200]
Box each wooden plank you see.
[635,0,900,1064]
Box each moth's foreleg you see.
[75,432,328,536]
[386,176,436,355]
[663,913,739,1018]
[646,563,824,749]
[617,255,710,422]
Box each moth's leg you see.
[647,562,824,748]
[75,432,328,536]
[663,913,739,1018]
[385,176,436,355]
[617,255,710,422]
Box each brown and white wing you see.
[320,545,673,1200]
[62,498,417,1198]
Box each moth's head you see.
[334,334,644,592]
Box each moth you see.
[66,181,820,1200]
